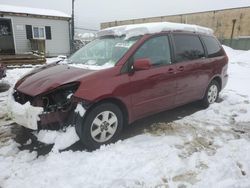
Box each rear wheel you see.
[201,80,219,108]
[75,102,123,150]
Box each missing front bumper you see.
[9,89,89,130]
[10,101,43,130]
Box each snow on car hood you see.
[15,64,95,96]
[67,61,114,70]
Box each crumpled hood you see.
[15,64,95,96]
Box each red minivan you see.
[11,22,228,149]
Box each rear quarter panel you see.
[200,36,229,97]
[201,55,228,97]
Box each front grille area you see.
[13,90,33,105]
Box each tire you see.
[75,102,123,150]
[201,80,220,108]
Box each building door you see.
[0,18,15,55]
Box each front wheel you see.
[201,80,219,108]
[75,102,123,150]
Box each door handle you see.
[177,66,184,71]
[168,68,175,74]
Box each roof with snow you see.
[0,4,70,19]
[98,22,214,39]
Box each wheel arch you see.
[88,97,129,126]
[212,76,222,91]
[201,75,222,99]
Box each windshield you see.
[68,36,139,68]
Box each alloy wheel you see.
[90,111,118,143]
[207,84,218,104]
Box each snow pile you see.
[75,104,86,117]
[0,68,33,118]
[1,67,44,130]
[222,45,245,59]
[46,57,64,64]
[223,45,250,66]
[58,59,115,70]
[7,92,43,130]
[1,68,33,87]
[0,4,70,18]
[76,33,96,40]
[98,22,213,39]
[79,33,96,38]
[179,89,250,127]
[223,45,250,96]
[36,126,79,152]
[195,138,250,188]
[0,128,249,188]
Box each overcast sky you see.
[0,0,250,32]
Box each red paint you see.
[14,31,228,127]
[15,64,95,96]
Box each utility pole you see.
[71,0,75,53]
[230,19,237,47]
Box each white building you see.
[0,4,71,56]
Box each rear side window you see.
[172,34,205,63]
[133,35,171,67]
[201,36,224,58]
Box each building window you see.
[33,26,45,39]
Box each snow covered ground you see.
[0,46,250,188]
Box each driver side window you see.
[133,35,171,67]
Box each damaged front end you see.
[10,82,87,130]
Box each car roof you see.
[97,22,214,39]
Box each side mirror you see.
[133,58,152,71]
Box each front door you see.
[128,35,177,119]
[0,18,15,55]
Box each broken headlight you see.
[42,82,80,112]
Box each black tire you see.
[201,80,220,108]
[75,102,123,150]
